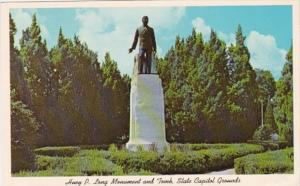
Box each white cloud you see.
[191,17,287,79]
[246,31,287,79]
[192,17,211,40]
[218,31,235,46]
[11,9,49,47]
[75,7,185,75]
[192,17,234,46]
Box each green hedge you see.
[234,148,293,174]
[110,150,160,173]
[110,144,264,174]
[247,140,289,151]
[34,146,80,157]
[187,143,230,151]
[16,150,123,176]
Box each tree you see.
[11,90,40,172]
[101,53,130,143]
[198,30,230,142]
[10,14,39,173]
[255,69,276,107]
[10,13,31,105]
[253,97,278,141]
[227,25,260,141]
[274,46,293,144]
[264,98,277,132]
[19,14,61,146]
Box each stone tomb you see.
[126,55,169,152]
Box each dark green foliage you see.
[274,46,293,145]
[264,99,277,132]
[159,151,207,174]
[234,148,293,174]
[227,25,260,141]
[157,25,264,143]
[101,53,130,143]
[187,143,231,150]
[252,125,273,141]
[247,140,289,151]
[11,15,130,148]
[18,14,62,146]
[11,91,40,172]
[253,98,277,141]
[34,146,80,157]
[109,150,160,173]
[255,69,276,107]
[10,15,39,173]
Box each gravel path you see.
[206,168,236,175]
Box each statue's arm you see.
[152,28,157,52]
[131,29,139,50]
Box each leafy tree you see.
[255,69,276,107]
[274,46,293,144]
[227,25,260,141]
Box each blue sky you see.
[11,6,292,79]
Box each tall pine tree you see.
[227,25,260,141]
[274,46,293,144]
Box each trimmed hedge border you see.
[247,140,289,151]
[234,148,293,174]
[34,146,80,157]
[110,144,264,174]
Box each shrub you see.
[34,146,80,157]
[196,144,264,171]
[20,149,123,176]
[80,144,110,150]
[36,155,64,170]
[110,149,160,173]
[234,148,293,174]
[187,143,230,151]
[159,151,207,174]
[247,140,289,151]
[68,150,123,175]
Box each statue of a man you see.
[129,16,157,74]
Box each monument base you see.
[126,141,169,153]
[126,74,169,153]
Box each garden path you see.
[206,168,236,175]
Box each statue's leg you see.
[138,49,145,74]
[146,50,152,74]
[148,51,152,74]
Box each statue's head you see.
[142,16,149,26]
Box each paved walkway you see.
[206,168,236,175]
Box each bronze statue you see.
[129,16,157,74]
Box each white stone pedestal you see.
[126,74,169,152]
